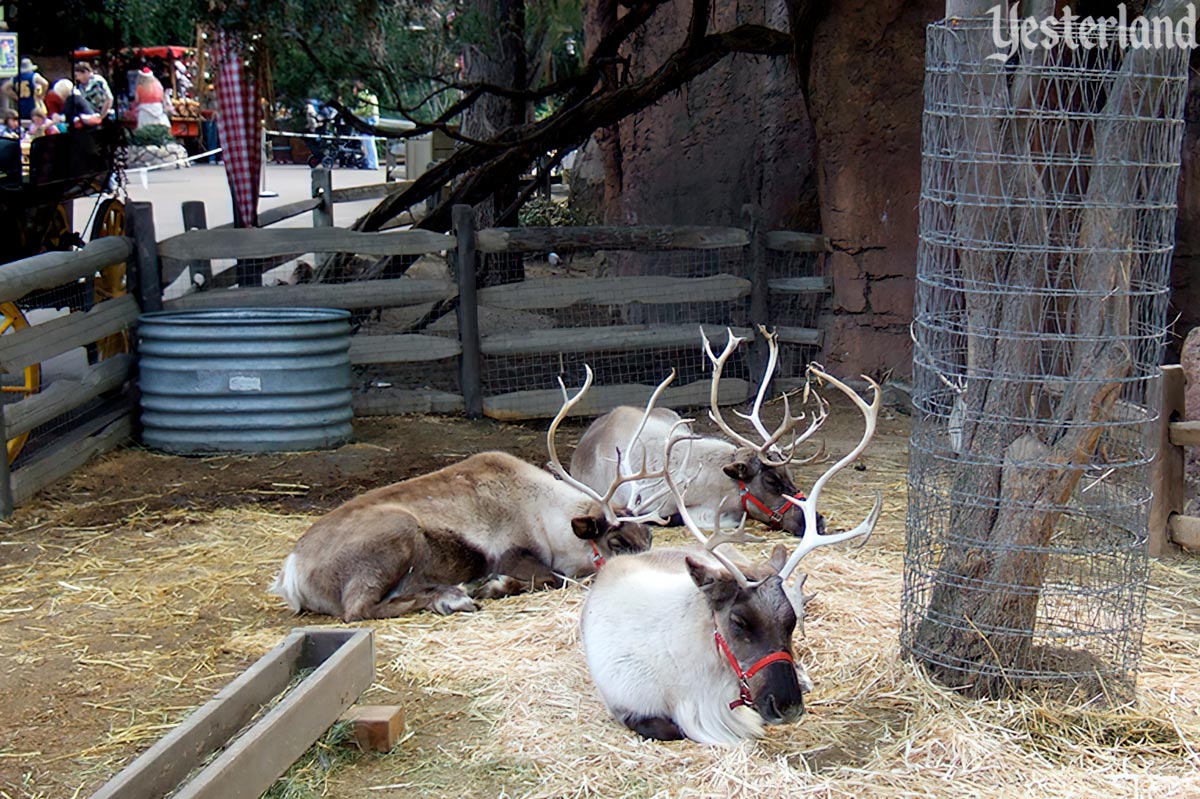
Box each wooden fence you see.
[153,201,831,421]
[0,201,159,516]
[1150,364,1200,555]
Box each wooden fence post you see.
[0,410,13,518]
[311,168,333,228]
[742,204,769,396]
[127,201,163,313]
[453,204,483,419]
[1149,364,1185,557]
[180,201,212,289]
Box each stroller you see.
[304,99,367,170]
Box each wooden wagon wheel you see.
[90,198,129,360]
[1,302,40,463]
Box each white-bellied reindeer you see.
[580,364,883,745]
[270,398,668,621]
[570,327,828,538]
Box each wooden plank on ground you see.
[163,279,457,311]
[480,324,754,357]
[765,231,832,253]
[484,378,751,421]
[88,632,306,799]
[0,296,140,374]
[767,277,833,294]
[329,180,415,204]
[11,403,133,505]
[478,275,751,310]
[171,628,374,799]
[349,334,461,365]
[4,354,132,439]
[157,227,453,261]
[475,225,749,253]
[352,389,465,416]
[0,237,133,304]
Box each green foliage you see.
[518,196,590,227]
[128,124,177,146]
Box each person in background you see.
[50,79,101,129]
[0,108,21,139]
[4,57,48,120]
[27,108,56,138]
[73,61,114,119]
[351,79,379,170]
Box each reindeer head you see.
[571,514,653,560]
[703,326,829,538]
[548,366,679,563]
[686,543,809,725]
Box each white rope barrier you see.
[130,147,222,188]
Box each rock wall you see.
[584,1,1198,377]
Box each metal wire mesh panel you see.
[766,247,825,382]
[477,247,752,410]
[903,19,1188,700]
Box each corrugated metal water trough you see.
[138,308,353,454]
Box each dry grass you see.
[0,427,1198,799]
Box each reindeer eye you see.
[730,613,750,632]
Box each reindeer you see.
[270,396,666,621]
[580,363,883,745]
[570,327,828,538]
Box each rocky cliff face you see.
[581,1,1198,377]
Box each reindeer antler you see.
[701,326,828,468]
[547,366,678,524]
[778,366,884,582]
[662,425,764,588]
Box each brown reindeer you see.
[270,384,666,621]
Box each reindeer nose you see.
[761,695,786,724]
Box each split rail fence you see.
[1150,364,1200,555]
[153,198,831,421]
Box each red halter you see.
[713,615,795,710]
[737,482,802,530]
[590,542,606,569]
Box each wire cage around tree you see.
[902,18,1188,700]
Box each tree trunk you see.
[911,0,1185,696]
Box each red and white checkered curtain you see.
[213,31,261,227]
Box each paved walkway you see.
[73,162,398,240]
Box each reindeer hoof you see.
[433,592,479,615]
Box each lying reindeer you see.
[571,326,827,537]
[581,357,882,745]
[271,408,665,620]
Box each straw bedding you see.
[0,414,1197,799]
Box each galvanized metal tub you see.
[138,308,353,454]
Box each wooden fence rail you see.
[0,201,157,516]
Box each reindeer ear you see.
[685,556,738,609]
[571,516,603,540]
[767,544,788,574]
[722,452,760,482]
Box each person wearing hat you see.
[73,61,113,119]
[4,56,49,120]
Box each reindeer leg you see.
[466,551,563,600]
[621,713,685,741]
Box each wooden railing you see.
[152,201,832,423]
[1150,364,1200,555]
[0,202,159,516]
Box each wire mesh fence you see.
[766,247,826,383]
[903,18,1188,700]
[477,247,753,403]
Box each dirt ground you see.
[0,402,1197,799]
